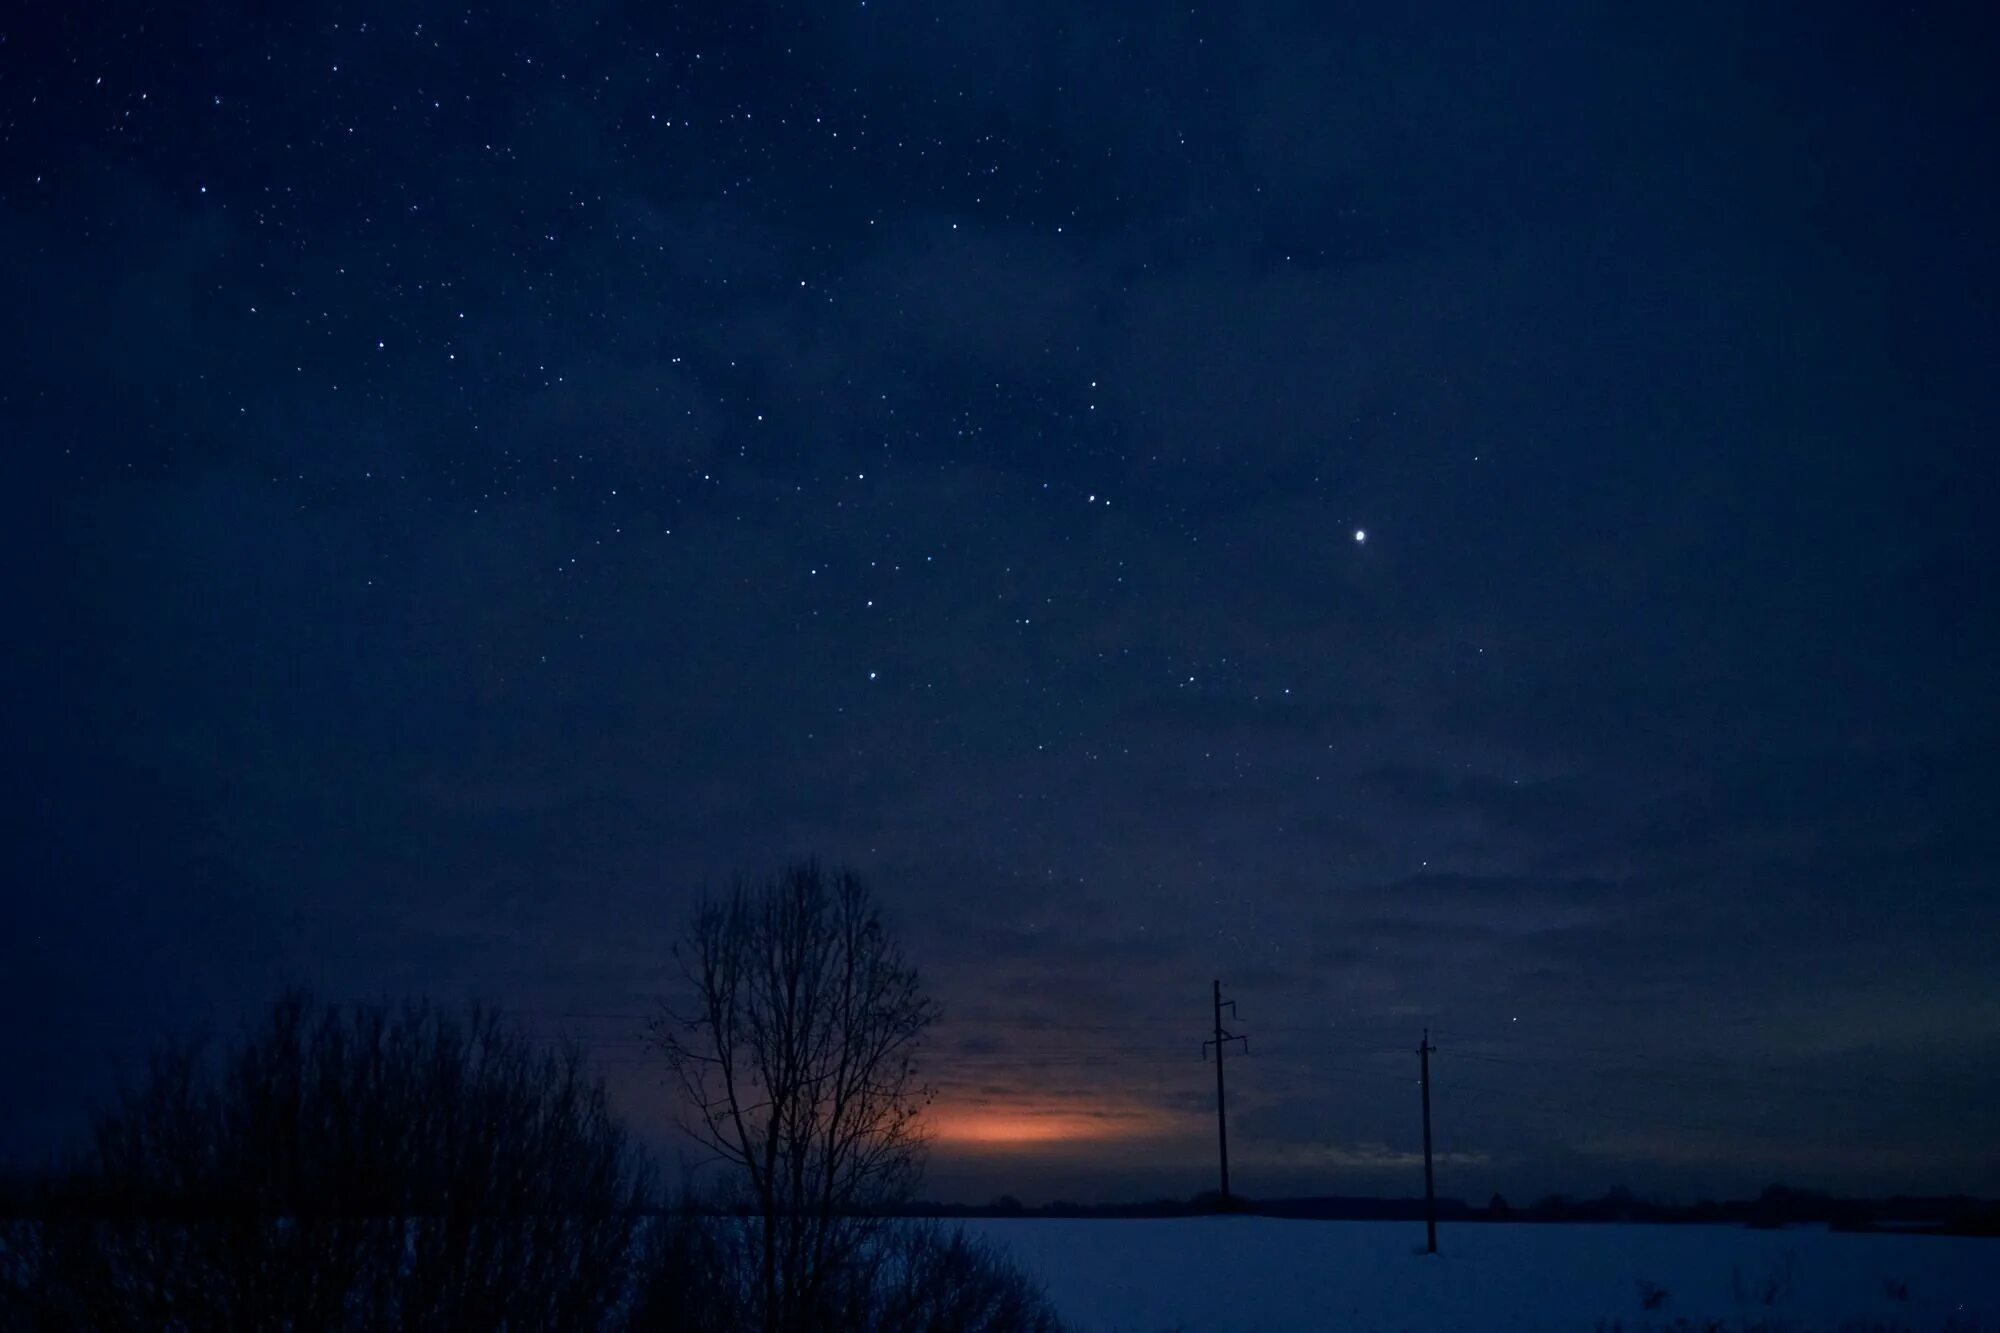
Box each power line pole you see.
[1202,980,1247,1206]
[1418,1028,1437,1254]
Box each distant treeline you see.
[884,1184,2000,1236]
[7,1166,1995,1238]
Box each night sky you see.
[5,3,1999,1205]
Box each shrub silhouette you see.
[628,1207,1065,1333]
[13,992,648,1331]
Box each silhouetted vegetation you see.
[648,861,948,1333]
[0,963,1068,1332]
[889,1185,2000,1235]
[2,992,647,1330]
[629,1208,1062,1333]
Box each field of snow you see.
[958,1218,1999,1333]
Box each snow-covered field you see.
[958,1218,1999,1333]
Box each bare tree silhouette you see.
[648,862,942,1333]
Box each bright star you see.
[1354,529,1367,544]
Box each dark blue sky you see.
[4,2,1998,1203]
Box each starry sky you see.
[5,3,1999,1205]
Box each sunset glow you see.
[928,1104,1176,1150]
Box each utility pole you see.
[1202,980,1247,1206]
[1418,1028,1438,1254]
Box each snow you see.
[955,1218,2000,1333]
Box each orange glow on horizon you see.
[926,1101,1183,1151]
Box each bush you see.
[14,992,649,1331]
[871,1223,1067,1333]
[629,1210,1066,1333]
[627,1201,756,1333]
